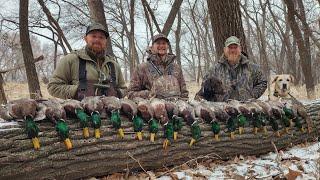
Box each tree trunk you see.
[284,0,315,98]
[19,0,42,99]
[161,0,183,36]
[207,0,247,58]
[129,0,136,76]
[87,0,114,56]
[0,101,319,179]
[0,74,7,104]
[175,11,182,67]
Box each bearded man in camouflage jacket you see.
[195,36,267,101]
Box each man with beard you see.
[127,33,188,100]
[48,23,126,100]
[195,36,267,101]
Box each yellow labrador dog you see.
[270,74,294,100]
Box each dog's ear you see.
[272,76,279,84]
[289,75,295,83]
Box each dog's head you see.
[203,77,225,101]
[272,74,294,97]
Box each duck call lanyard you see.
[149,56,173,76]
[78,58,117,93]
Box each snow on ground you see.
[156,142,320,180]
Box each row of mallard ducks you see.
[0,97,310,150]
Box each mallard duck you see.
[148,118,159,142]
[175,100,200,146]
[81,96,104,138]
[283,101,307,132]
[191,100,220,140]
[133,115,144,140]
[165,101,183,141]
[121,99,143,140]
[190,121,201,146]
[55,119,72,150]
[36,99,72,150]
[25,115,40,150]
[4,99,40,150]
[224,104,240,139]
[242,101,266,134]
[172,115,183,141]
[226,100,250,135]
[150,98,171,147]
[136,98,158,142]
[61,99,91,137]
[163,122,174,149]
[101,96,124,138]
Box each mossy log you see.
[0,101,319,180]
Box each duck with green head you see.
[5,99,40,150]
[37,99,73,150]
[190,121,201,146]
[191,101,220,141]
[110,109,125,138]
[224,105,239,139]
[137,98,158,142]
[101,96,125,138]
[56,119,72,150]
[163,121,174,149]
[62,99,90,138]
[25,115,40,150]
[121,99,143,140]
[81,96,104,138]
[175,100,200,146]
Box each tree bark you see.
[283,0,315,98]
[19,0,42,99]
[175,10,182,67]
[0,101,319,179]
[87,0,114,56]
[207,0,247,58]
[129,0,136,76]
[0,74,7,104]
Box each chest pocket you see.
[148,61,180,98]
[151,75,181,99]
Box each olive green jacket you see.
[47,48,126,99]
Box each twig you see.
[162,165,178,180]
[271,141,285,176]
[126,151,148,174]
[156,152,221,178]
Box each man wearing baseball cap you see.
[195,36,267,101]
[48,22,126,100]
[127,33,189,100]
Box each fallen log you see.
[0,100,319,180]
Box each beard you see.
[225,49,241,65]
[86,44,106,59]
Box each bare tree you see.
[87,0,114,56]
[207,0,247,57]
[19,0,42,99]
[283,0,315,98]
[162,0,183,36]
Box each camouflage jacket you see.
[195,54,267,101]
[127,52,188,100]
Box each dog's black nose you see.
[283,84,287,90]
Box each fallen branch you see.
[0,55,44,74]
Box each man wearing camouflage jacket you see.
[128,34,188,100]
[195,36,267,101]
